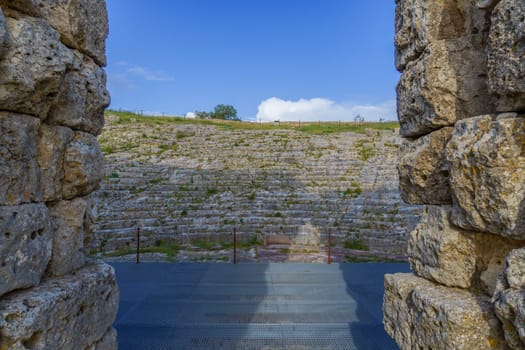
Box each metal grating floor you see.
[112,262,409,350]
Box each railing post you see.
[327,227,331,265]
[136,226,140,264]
[233,227,237,264]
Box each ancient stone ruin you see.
[384,0,525,349]
[0,0,118,348]
[94,120,420,262]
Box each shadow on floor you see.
[111,262,408,349]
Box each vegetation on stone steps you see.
[343,236,369,251]
[105,110,399,135]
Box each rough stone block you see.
[47,50,110,136]
[384,273,507,349]
[38,0,108,66]
[488,0,525,112]
[504,249,525,290]
[397,39,493,138]
[84,328,117,350]
[0,7,11,58]
[0,203,52,297]
[0,14,74,119]
[397,127,453,204]
[0,262,119,350]
[395,0,491,71]
[63,131,103,199]
[46,197,90,276]
[408,205,523,294]
[493,249,525,350]
[0,112,42,205]
[447,114,525,239]
[0,0,43,17]
[37,124,74,202]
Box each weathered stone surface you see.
[408,205,522,294]
[0,7,11,58]
[0,14,74,119]
[84,328,117,350]
[0,203,52,297]
[0,262,119,350]
[38,0,108,66]
[37,124,74,201]
[488,0,525,112]
[63,131,103,199]
[398,127,453,204]
[0,112,41,205]
[384,273,507,349]
[47,50,110,135]
[447,115,525,239]
[46,197,89,276]
[505,249,525,290]
[494,286,525,350]
[493,249,525,350]
[0,0,43,17]
[395,0,492,71]
[397,39,493,137]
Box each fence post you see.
[233,227,237,264]
[327,227,331,265]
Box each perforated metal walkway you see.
[111,262,409,349]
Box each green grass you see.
[105,110,399,135]
[102,240,182,258]
[191,238,218,250]
[343,238,369,251]
[343,182,362,198]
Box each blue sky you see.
[106,0,398,121]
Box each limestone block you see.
[47,50,110,136]
[84,328,117,350]
[0,112,42,205]
[0,262,119,350]
[384,273,507,349]
[0,7,11,58]
[0,0,43,17]
[488,0,525,112]
[447,115,525,239]
[408,205,522,293]
[0,15,74,119]
[505,249,525,290]
[493,250,525,350]
[63,131,103,199]
[38,0,109,66]
[397,127,453,204]
[37,124,74,202]
[397,39,493,138]
[494,287,525,350]
[394,0,491,71]
[46,197,89,276]
[0,203,52,297]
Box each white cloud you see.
[115,61,174,81]
[255,97,396,122]
[185,112,196,119]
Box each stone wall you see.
[94,119,420,260]
[385,0,525,349]
[0,1,118,349]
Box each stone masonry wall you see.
[0,1,118,349]
[385,0,525,349]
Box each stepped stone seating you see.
[93,121,420,260]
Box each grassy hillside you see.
[105,110,399,135]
